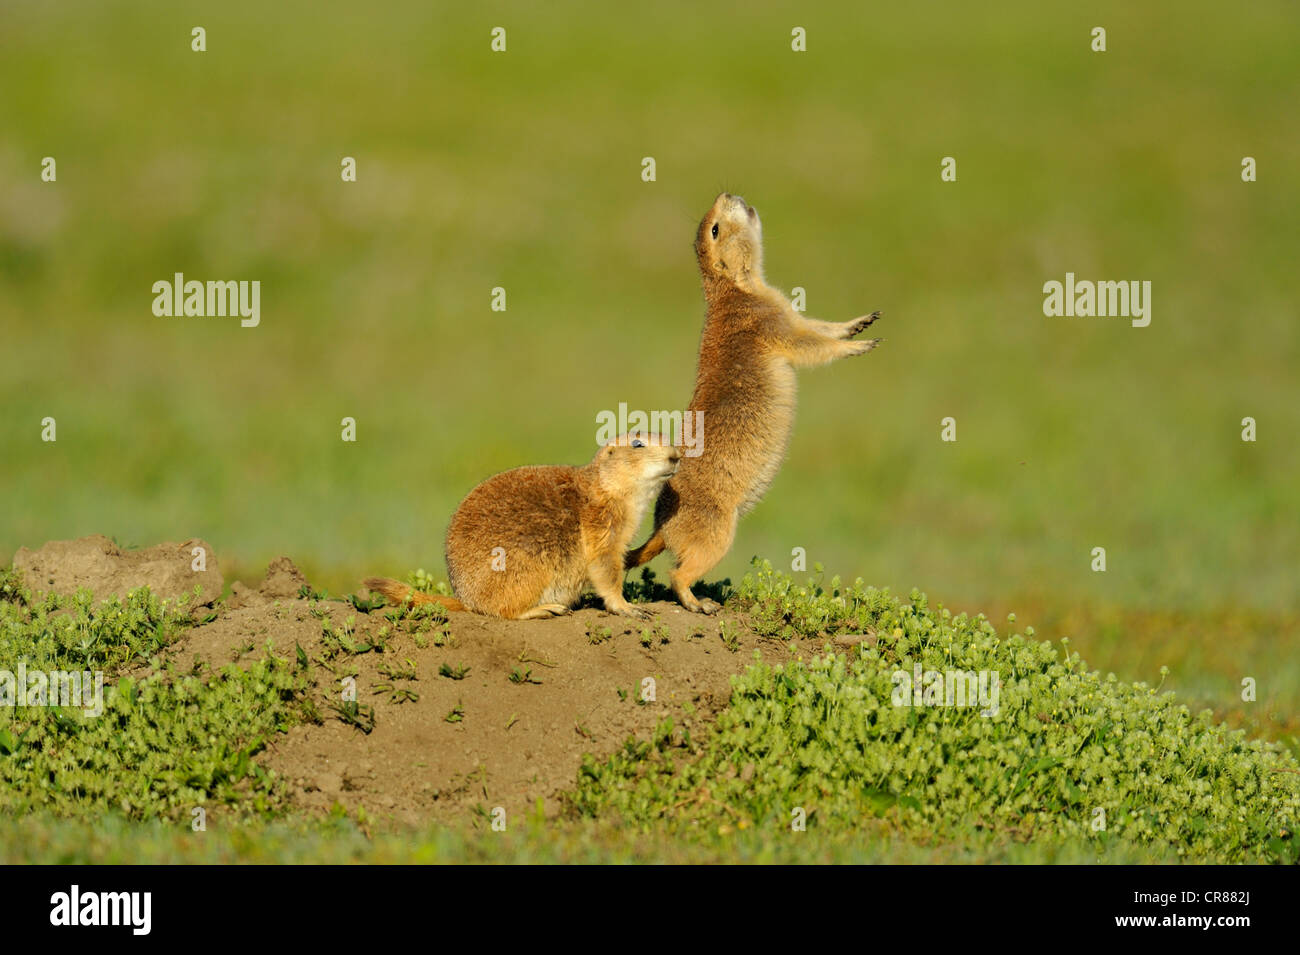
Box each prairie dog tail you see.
[363,576,465,611]
[624,530,666,570]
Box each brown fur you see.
[361,579,465,612]
[625,193,882,613]
[367,435,680,620]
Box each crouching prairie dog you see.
[365,434,680,620]
[625,192,883,613]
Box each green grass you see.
[1,0,1296,619]
[572,562,1300,864]
[0,812,1180,865]
[1,563,1295,863]
[0,571,313,820]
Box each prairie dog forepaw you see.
[850,337,883,356]
[610,602,652,620]
[848,311,882,336]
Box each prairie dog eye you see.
[631,438,645,448]
[711,222,719,239]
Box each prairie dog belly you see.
[737,359,797,513]
[683,357,795,515]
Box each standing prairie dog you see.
[625,193,883,613]
[366,434,680,620]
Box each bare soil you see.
[13,534,224,605]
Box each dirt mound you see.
[260,556,309,599]
[227,555,309,609]
[8,537,796,827]
[12,534,223,605]
[167,553,781,827]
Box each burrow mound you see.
[13,536,793,827]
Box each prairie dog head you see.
[696,192,764,292]
[592,433,682,510]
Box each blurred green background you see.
[2,2,1297,719]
